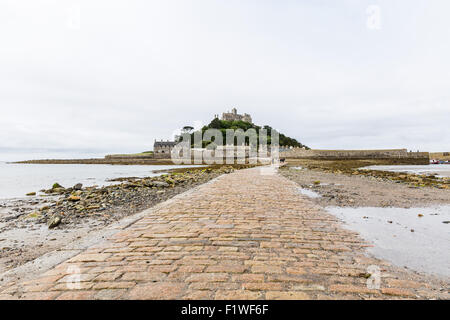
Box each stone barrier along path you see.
[0,167,448,300]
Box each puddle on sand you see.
[297,188,321,198]
[326,205,450,278]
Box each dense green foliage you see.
[178,118,309,149]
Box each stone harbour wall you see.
[280,148,429,164]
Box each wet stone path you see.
[0,167,448,299]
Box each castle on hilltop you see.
[152,108,253,158]
[216,108,252,123]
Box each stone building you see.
[221,108,252,123]
[153,140,176,155]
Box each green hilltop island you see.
[152,108,309,159]
[17,108,430,165]
[103,108,430,165]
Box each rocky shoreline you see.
[286,159,450,189]
[0,165,249,273]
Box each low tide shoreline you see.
[0,165,251,274]
[280,160,450,279]
[1,160,449,282]
[280,163,450,208]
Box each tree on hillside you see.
[178,118,309,149]
[182,126,194,134]
[208,118,221,129]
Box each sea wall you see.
[280,148,429,164]
[430,152,450,161]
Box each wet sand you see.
[327,205,450,278]
[281,166,450,208]
[281,165,450,280]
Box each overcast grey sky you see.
[1,0,449,161]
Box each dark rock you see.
[48,216,62,229]
[153,181,170,188]
[358,273,372,279]
[52,183,63,189]
[142,181,154,187]
[52,188,66,194]
[125,183,140,188]
[73,183,83,190]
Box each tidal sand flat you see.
[281,162,450,280]
[327,205,450,278]
[281,164,450,208]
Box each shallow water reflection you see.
[297,187,321,198]
[326,205,450,278]
[361,164,450,178]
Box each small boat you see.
[430,159,440,164]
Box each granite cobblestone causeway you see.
[0,167,448,300]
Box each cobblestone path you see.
[0,167,448,299]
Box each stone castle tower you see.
[221,108,252,123]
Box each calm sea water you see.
[362,164,450,178]
[0,162,201,199]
